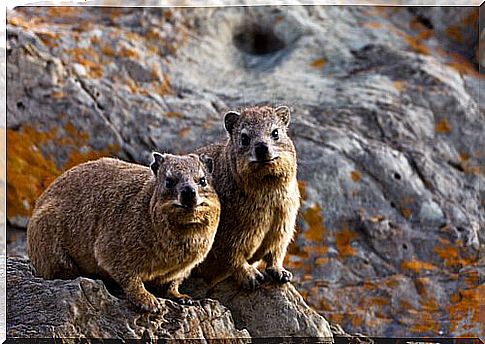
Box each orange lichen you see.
[351,170,361,182]
[65,47,104,78]
[101,45,116,57]
[335,227,358,257]
[303,204,326,243]
[153,75,173,96]
[363,21,382,29]
[166,112,182,119]
[447,285,483,334]
[119,45,140,59]
[401,259,437,273]
[446,52,483,79]
[315,257,329,265]
[178,127,191,138]
[400,206,412,219]
[433,239,473,269]
[310,58,327,69]
[393,80,407,92]
[404,34,430,55]
[7,124,119,219]
[446,26,463,44]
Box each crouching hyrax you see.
[27,153,220,312]
[195,105,300,290]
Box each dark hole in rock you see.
[393,172,401,180]
[16,101,25,110]
[402,243,408,250]
[390,202,396,208]
[233,24,286,56]
[457,226,465,232]
[415,15,434,30]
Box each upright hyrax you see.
[195,105,300,290]
[27,153,220,312]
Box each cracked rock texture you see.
[6,5,484,337]
[7,257,332,340]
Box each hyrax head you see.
[150,152,220,226]
[224,105,297,181]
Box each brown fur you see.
[27,154,220,312]
[195,105,300,290]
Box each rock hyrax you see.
[195,105,300,290]
[27,153,220,312]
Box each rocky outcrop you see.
[7,257,333,340]
[6,5,483,337]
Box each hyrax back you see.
[27,153,220,312]
[195,105,300,290]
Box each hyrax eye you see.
[199,177,207,187]
[241,133,251,147]
[165,178,176,189]
[271,129,279,140]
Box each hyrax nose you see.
[255,142,270,161]
[180,185,197,207]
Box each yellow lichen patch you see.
[303,204,326,242]
[297,180,307,200]
[446,26,463,44]
[399,299,416,310]
[178,127,191,138]
[46,7,79,19]
[435,118,453,134]
[446,52,482,79]
[315,257,329,265]
[303,244,329,256]
[7,124,119,219]
[335,227,358,257]
[363,21,382,29]
[393,80,407,92]
[400,207,412,219]
[119,45,140,59]
[350,170,361,182]
[410,310,441,334]
[310,58,327,69]
[166,112,182,119]
[433,239,474,269]
[318,297,335,312]
[101,44,116,57]
[7,127,60,218]
[65,47,104,79]
[404,34,430,55]
[447,285,484,335]
[37,31,61,48]
[153,75,173,96]
[401,259,437,273]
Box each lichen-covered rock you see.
[6,5,483,337]
[7,257,333,340]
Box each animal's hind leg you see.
[30,244,80,280]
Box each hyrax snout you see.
[27,153,220,313]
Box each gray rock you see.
[7,256,332,340]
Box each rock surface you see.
[7,257,332,340]
[6,5,484,337]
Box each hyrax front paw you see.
[168,292,194,306]
[265,266,293,284]
[240,266,265,291]
[129,291,162,313]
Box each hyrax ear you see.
[199,154,214,174]
[275,105,291,127]
[224,111,240,135]
[150,152,165,175]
